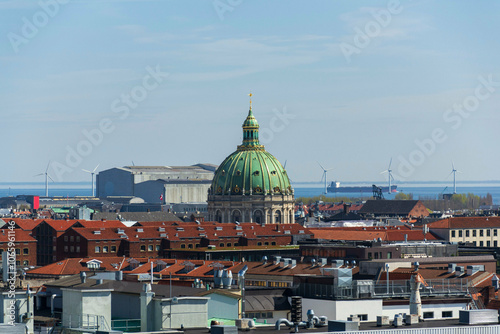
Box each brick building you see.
[0,229,37,267]
[358,200,429,218]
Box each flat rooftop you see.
[181,319,500,334]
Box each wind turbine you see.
[448,162,462,194]
[317,162,334,195]
[380,158,395,194]
[82,164,100,197]
[34,161,54,197]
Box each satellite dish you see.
[172,297,178,304]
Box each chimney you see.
[455,266,464,277]
[492,274,499,290]
[80,272,87,284]
[409,274,423,319]
[343,203,350,214]
[115,271,123,281]
[448,263,456,274]
[140,283,155,332]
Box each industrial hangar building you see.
[96,164,217,204]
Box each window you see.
[76,246,80,252]
[111,245,117,252]
[227,243,231,247]
[374,252,379,259]
[451,230,456,238]
[442,311,453,318]
[458,230,462,237]
[423,312,434,319]
[156,245,160,251]
[148,245,153,251]
[15,249,20,255]
[494,229,498,237]
[219,243,224,247]
[95,246,101,253]
[70,236,74,242]
[70,246,74,252]
[103,246,109,253]
[180,244,186,249]
[480,230,484,237]
[23,260,29,266]
[487,241,491,247]
[140,245,146,252]
[357,314,368,321]
[264,242,269,246]
[23,248,29,255]
[271,242,276,246]
[188,244,193,249]
[76,236,80,242]
[368,252,372,259]
[487,229,491,237]
[466,230,470,237]
[387,252,392,259]
[473,230,477,237]
[64,246,68,252]
[480,241,484,247]
[257,242,262,246]
[64,236,68,242]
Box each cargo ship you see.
[327,181,397,193]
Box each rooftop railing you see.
[297,278,471,300]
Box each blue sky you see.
[1,0,499,185]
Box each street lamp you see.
[385,263,390,294]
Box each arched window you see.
[215,210,222,223]
[274,210,282,224]
[253,210,263,224]
[231,210,241,223]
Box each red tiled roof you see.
[429,217,500,229]
[77,220,126,228]
[0,229,36,243]
[27,257,128,276]
[42,219,78,232]
[3,218,44,231]
[310,229,388,241]
[309,227,440,242]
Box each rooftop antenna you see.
[34,161,54,197]
[448,162,462,194]
[317,161,333,195]
[82,164,100,197]
[380,158,394,194]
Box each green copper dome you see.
[211,108,292,196]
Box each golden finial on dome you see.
[248,92,253,110]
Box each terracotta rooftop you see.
[429,217,500,229]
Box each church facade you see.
[207,99,295,224]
